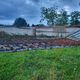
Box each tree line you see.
[11,7,80,28]
[41,7,80,26]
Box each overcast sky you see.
[0,0,80,25]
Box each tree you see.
[41,7,69,26]
[13,17,28,28]
[27,24,30,27]
[36,24,45,27]
[32,24,35,27]
[56,9,68,26]
[70,11,80,25]
[41,7,57,26]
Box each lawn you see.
[0,47,80,80]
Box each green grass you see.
[0,47,80,80]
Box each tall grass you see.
[0,47,80,80]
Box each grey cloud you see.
[0,0,80,24]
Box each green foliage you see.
[41,7,57,26]
[70,11,80,25]
[56,9,68,26]
[41,7,69,26]
[0,47,80,80]
[41,7,80,27]
[13,17,28,28]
